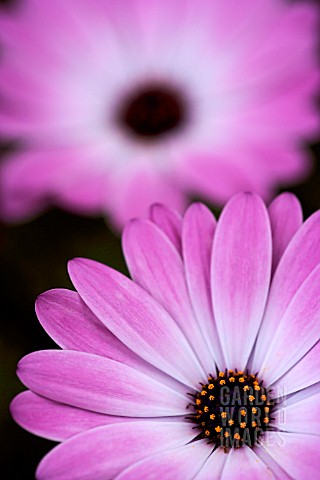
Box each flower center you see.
[118,84,186,139]
[187,370,274,452]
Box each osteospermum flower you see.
[11,192,320,479]
[0,1,319,226]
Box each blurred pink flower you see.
[11,193,320,479]
[0,1,319,227]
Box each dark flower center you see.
[118,84,186,139]
[187,370,274,452]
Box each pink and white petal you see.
[221,447,276,480]
[260,432,320,479]
[10,391,130,442]
[107,167,186,230]
[182,203,225,369]
[115,442,210,480]
[36,289,184,393]
[211,192,272,369]
[68,258,204,387]
[258,264,320,385]
[17,350,187,417]
[268,193,303,274]
[123,219,211,373]
[270,342,320,396]
[149,203,182,254]
[194,448,227,480]
[36,421,195,480]
[253,210,320,371]
[273,391,320,436]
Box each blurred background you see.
[0,0,319,478]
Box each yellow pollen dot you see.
[221,412,227,418]
[229,377,235,382]
[240,409,246,416]
[243,385,250,391]
[201,422,205,426]
[228,420,234,426]
[207,376,212,381]
[252,421,257,427]
[254,385,261,391]
[263,417,269,424]
[228,370,234,374]
[210,414,215,420]
[253,380,259,385]
[208,384,214,390]
[224,432,230,438]
[201,390,207,396]
[261,395,267,401]
[209,395,215,401]
[219,380,226,385]
[219,372,225,377]
[240,422,246,428]
[197,410,203,415]
[239,377,245,383]
[234,433,241,440]
[196,399,201,405]
[238,371,244,375]
[252,407,257,414]
[204,406,209,413]
[205,430,210,436]
[249,395,255,402]
[264,407,270,413]
[215,426,222,433]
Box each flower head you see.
[11,192,320,478]
[0,1,319,226]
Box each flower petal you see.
[115,443,210,480]
[211,192,272,369]
[123,219,211,373]
[194,448,227,479]
[68,258,204,387]
[253,210,320,371]
[36,289,184,392]
[221,447,276,480]
[268,193,303,273]
[36,421,194,480]
[261,432,320,479]
[17,350,187,417]
[10,391,129,442]
[270,342,320,396]
[258,264,320,385]
[274,391,320,436]
[149,203,182,253]
[182,203,225,369]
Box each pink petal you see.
[261,432,320,479]
[193,448,227,479]
[271,342,320,396]
[274,391,320,436]
[258,264,320,385]
[115,443,210,480]
[211,192,272,369]
[182,203,225,369]
[268,193,303,273]
[123,219,211,373]
[36,289,184,392]
[68,258,204,387]
[252,210,320,371]
[149,203,182,254]
[221,447,276,480]
[107,167,186,230]
[36,421,194,480]
[17,350,187,417]
[10,391,129,442]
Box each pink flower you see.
[11,192,320,479]
[0,1,319,227]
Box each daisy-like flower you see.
[11,192,320,479]
[0,1,319,227]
